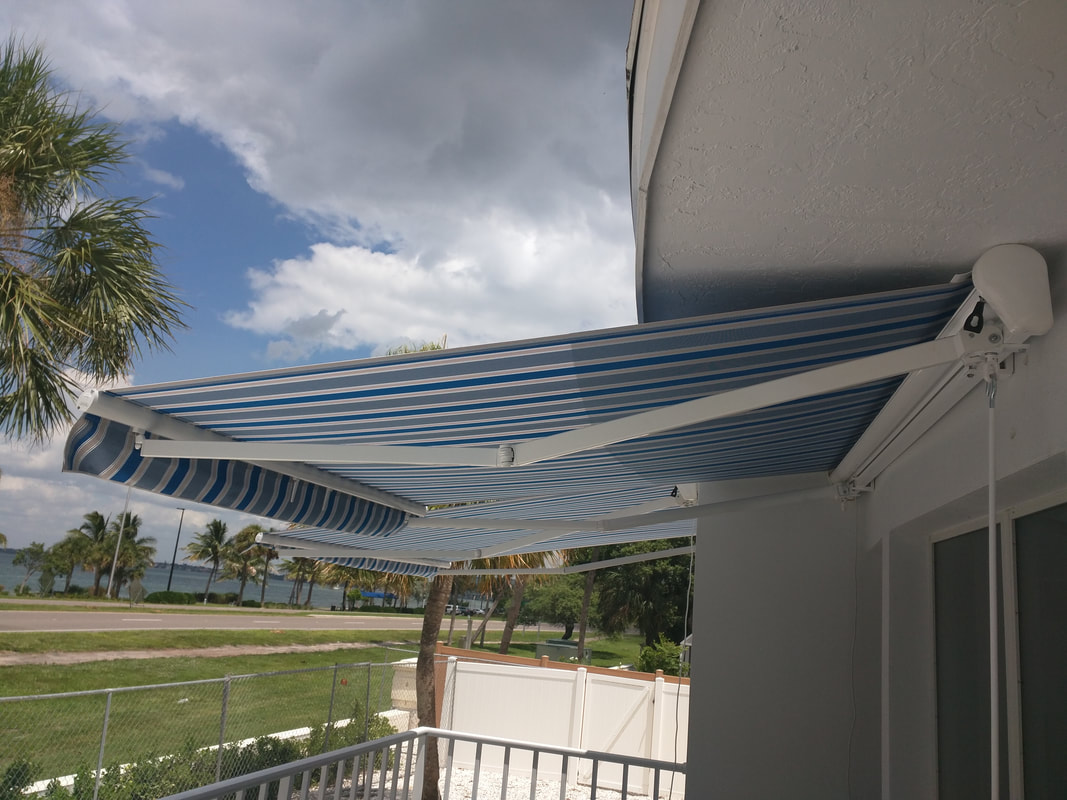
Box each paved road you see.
[0,609,510,633]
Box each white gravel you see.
[435,766,679,799]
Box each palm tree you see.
[50,534,89,593]
[575,546,601,660]
[0,39,184,441]
[281,557,322,607]
[106,515,155,599]
[186,519,230,600]
[463,552,553,649]
[417,573,453,800]
[0,532,7,548]
[258,540,278,607]
[222,524,266,605]
[67,510,110,595]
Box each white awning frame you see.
[440,544,697,576]
[124,324,1008,472]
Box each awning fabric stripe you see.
[63,280,971,568]
[318,557,438,577]
[64,415,409,536]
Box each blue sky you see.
[0,2,636,552]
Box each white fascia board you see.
[136,439,499,468]
[78,390,427,517]
[441,545,696,576]
[629,0,702,321]
[511,327,1002,467]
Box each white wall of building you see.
[687,260,1067,798]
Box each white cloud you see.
[0,2,637,542]
[2,1,635,356]
[139,162,185,191]
[226,204,634,357]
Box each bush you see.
[241,599,262,608]
[64,584,89,596]
[42,737,307,800]
[144,590,196,605]
[0,759,37,800]
[637,635,689,677]
[193,592,239,605]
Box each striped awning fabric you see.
[64,280,972,572]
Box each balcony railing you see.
[159,726,686,800]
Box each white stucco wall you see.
[687,496,864,799]
[687,259,1067,798]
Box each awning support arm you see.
[508,325,1006,467]
[441,545,696,576]
[131,325,1006,472]
[255,533,451,567]
[409,484,834,533]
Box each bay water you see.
[0,548,346,608]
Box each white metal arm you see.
[128,325,1006,471]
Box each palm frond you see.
[0,37,187,439]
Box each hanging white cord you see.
[986,362,999,800]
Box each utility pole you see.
[166,508,187,592]
[106,486,132,599]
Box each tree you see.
[105,514,155,598]
[574,546,601,660]
[258,542,278,607]
[48,535,88,593]
[0,532,6,547]
[12,540,46,592]
[417,573,453,800]
[490,551,553,654]
[0,39,184,440]
[596,539,694,647]
[523,574,586,638]
[186,519,230,599]
[390,337,450,800]
[281,557,324,608]
[66,510,110,595]
[223,524,266,605]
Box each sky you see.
[0,1,637,553]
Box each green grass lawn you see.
[0,614,638,780]
[0,599,317,615]
[465,634,644,667]
[0,628,418,654]
[0,648,408,778]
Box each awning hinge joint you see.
[496,444,515,468]
[836,479,873,503]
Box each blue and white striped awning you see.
[64,280,973,573]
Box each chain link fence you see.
[0,652,420,798]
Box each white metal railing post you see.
[649,674,665,796]
[411,730,427,798]
[92,690,113,800]
[567,667,588,789]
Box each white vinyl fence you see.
[438,657,688,797]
